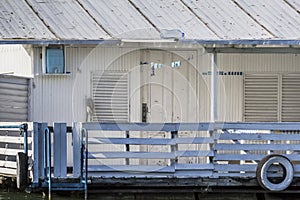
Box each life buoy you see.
[256,155,294,191]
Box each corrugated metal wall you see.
[0,45,32,77]
[32,46,300,123]
[32,46,140,123]
[217,53,300,122]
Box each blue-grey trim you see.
[0,39,121,45]
[1,38,300,47]
[179,39,300,46]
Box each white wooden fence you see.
[31,122,300,191]
[0,122,31,177]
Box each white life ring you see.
[256,155,294,191]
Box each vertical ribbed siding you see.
[0,45,32,77]
[32,46,140,123]
[32,46,300,124]
[217,53,300,122]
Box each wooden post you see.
[53,123,67,177]
[73,122,82,177]
[211,51,218,122]
[171,131,178,166]
[32,122,47,185]
[210,52,218,167]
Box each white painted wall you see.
[0,45,32,77]
[32,45,300,124]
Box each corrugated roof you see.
[26,0,109,39]
[182,0,272,39]
[78,0,160,39]
[1,0,300,43]
[0,0,54,39]
[235,0,300,39]
[130,0,218,39]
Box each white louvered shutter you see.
[244,74,278,122]
[0,76,29,121]
[282,74,300,122]
[92,71,129,122]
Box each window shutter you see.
[282,74,300,122]
[92,71,129,122]
[244,74,278,122]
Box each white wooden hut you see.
[1,0,300,193]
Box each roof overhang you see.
[1,39,300,54]
[0,39,121,45]
[180,39,300,54]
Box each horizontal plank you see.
[88,137,213,145]
[88,150,213,159]
[88,152,175,159]
[219,133,300,141]
[0,167,16,176]
[176,137,214,144]
[0,136,32,144]
[215,144,300,151]
[83,122,300,131]
[215,164,256,172]
[88,138,172,145]
[214,172,256,178]
[0,160,16,169]
[0,148,32,156]
[88,165,175,172]
[83,123,211,131]
[175,164,214,170]
[176,150,213,157]
[214,154,300,161]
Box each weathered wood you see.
[0,136,32,144]
[219,133,300,141]
[88,151,175,159]
[83,122,211,131]
[175,150,213,157]
[83,122,300,131]
[215,144,300,151]
[88,137,173,145]
[214,172,256,177]
[0,160,17,168]
[88,165,175,172]
[32,122,47,184]
[214,164,257,172]
[72,122,82,178]
[0,167,16,176]
[214,154,300,161]
[0,148,32,156]
[53,123,67,178]
[88,137,214,145]
[175,164,214,170]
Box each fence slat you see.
[214,154,300,161]
[88,152,175,159]
[215,164,257,172]
[215,144,300,151]
[0,160,17,168]
[88,165,175,172]
[219,133,300,141]
[89,137,172,145]
[176,150,213,157]
[0,167,16,176]
[175,164,214,170]
[0,136,32,144]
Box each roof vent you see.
[160,29,184,40]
